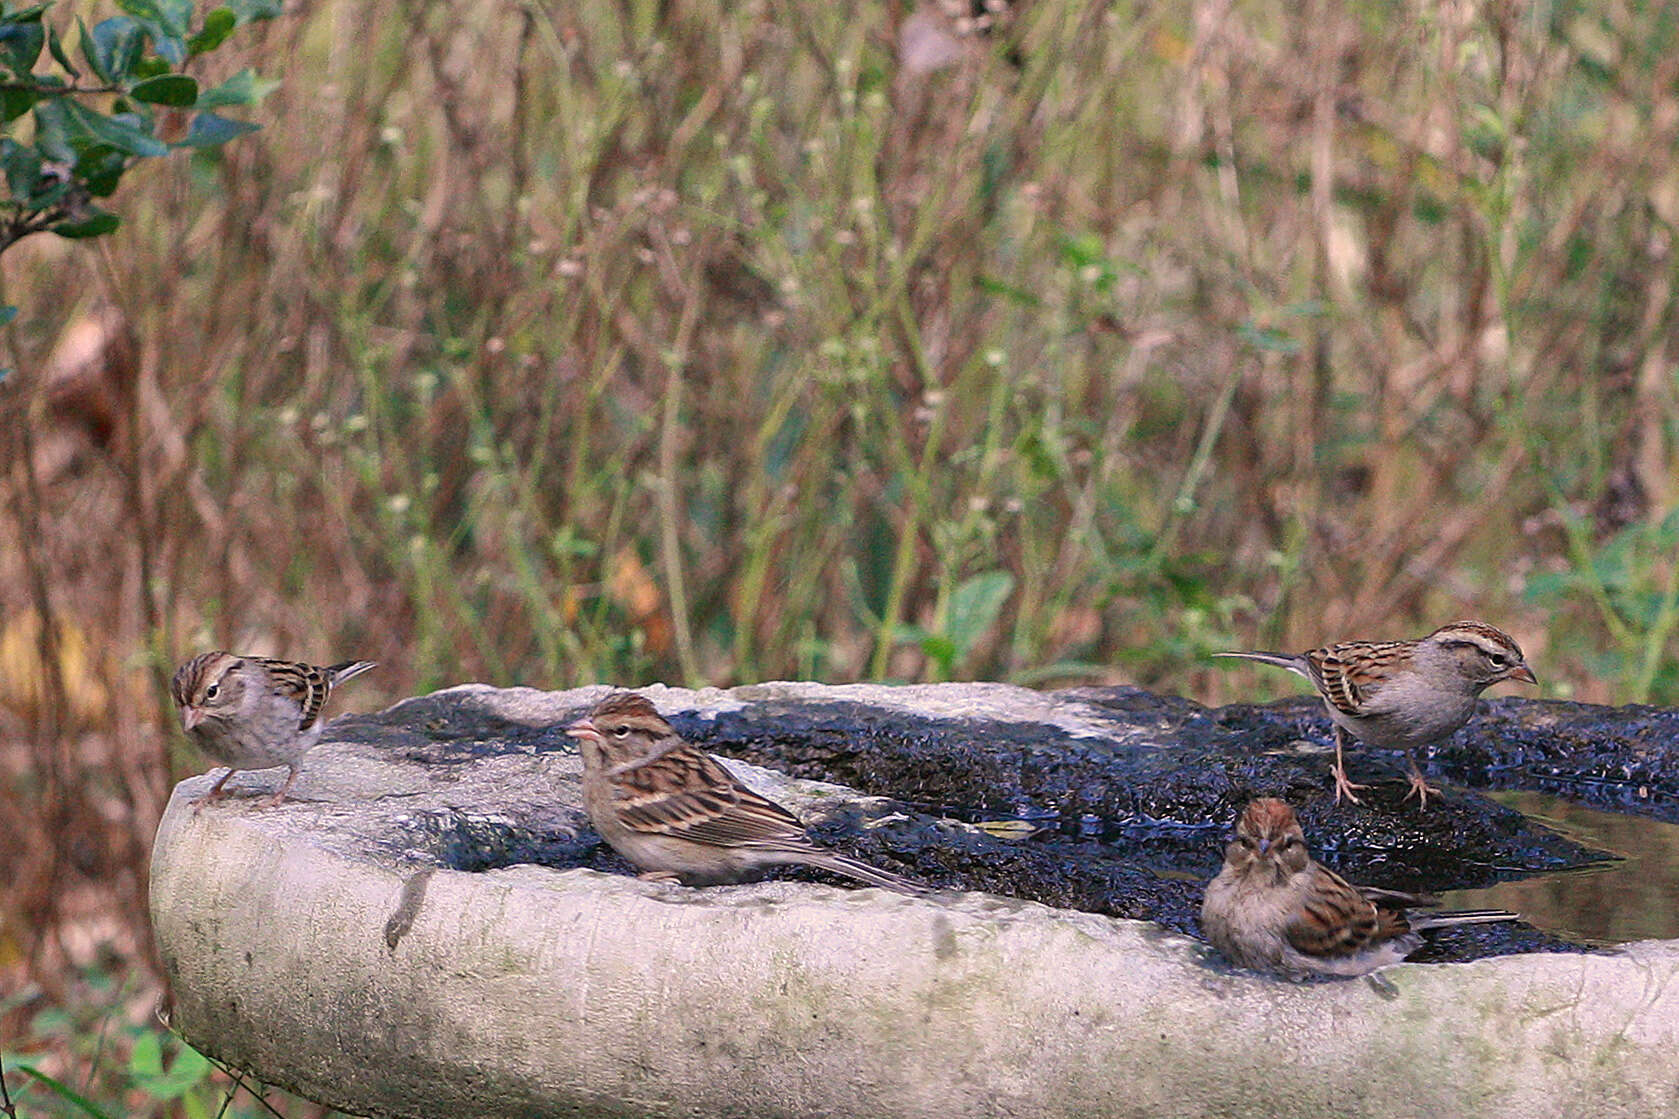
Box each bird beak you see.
[566,718,600,742]
[1509,665,1538,686]
[181,706,204,732]
[1256,838,1270,854]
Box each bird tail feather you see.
[326,660,378,686]
[807,852,926,896]
[1409,909,1519,930]
[1212,650,1310,678]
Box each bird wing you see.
[251,658,332,731]
[1284,864,1410,958]
[612,746,816,850]
[1304,642,1398,716]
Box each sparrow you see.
[1200,797,1517,979]
[1216,620,1536,806]
[565,692,924,893]
[171,652,376,809]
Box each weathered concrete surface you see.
[150,683,1679,1119]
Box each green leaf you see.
[946,570,1014,664]
[1,5,52,21]
[51,207,119,238]
[131,1036,211,1100]
[130,1030,163,1078]
[227,0,281,22]
[31,97,73,160]
[179,110,258,147]
[63,99,166,156]
[15,1065,117,1119]
[83,16,143,84]
[76,144,127,196]
[0,304,18,327]
[0,136,40,195]
[46,22,76,77]
[0,84,32,121]
[898,624,956,672]
[131,55,169,79]
[117,0,191,64]
[130,73,196,106]
[0,18,44,74]
[117,0,193,37]
[196,67,273,109]
[187,7,234,54]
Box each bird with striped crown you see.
[171,652,376,809]
[1216,620,1535,807]
[1201,798,1518,978]
[566,692,923,894]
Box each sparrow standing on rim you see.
[1216,620,1536,806]
[566,692,924,893]
[1200,798,1518,979]
[171,652,376,809]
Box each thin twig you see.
[206,1055,286,1119]
[0,80,122,94]
[0,1048,18,1119]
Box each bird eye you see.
[1280,836,1300,849]
[610,724,631,737]
[205,683,219,699]
[1488,652,1507,667]
[1237,835,1256,849]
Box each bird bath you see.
[150,682,1679,1119]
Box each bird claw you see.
[1331,766,1370,805]
[1402,772,1443,808]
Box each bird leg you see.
[1401,750,1442,808]
[255,765,302,809]
[1330,727,1369,805]
[193,767,240,814]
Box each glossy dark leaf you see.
[46,23,76,77]
[0,19,44,75]
[186,7,234,55]
[75,145,127,197]
[130,74,196,106]
[83,16,144,84]
[117,0,191,65]
[63,100,167,157]
[115,0,193,38]
[179,110,258,148]
[0,306,17,328]
[0,137,40,197]
[30,98,73,161]
[0,85,33,122]
[51,208,120,239]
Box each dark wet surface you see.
[337,686,1679,960]
[1432,698,1679,820]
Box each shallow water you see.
[1439,790,1679,945]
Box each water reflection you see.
[1439,791,1679,945]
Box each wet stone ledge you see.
[150,682,1679,1119]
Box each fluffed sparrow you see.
[171,652,376,809]
[1200,798,1516,979]
[1216,620,1536,806]
[565,692,924,894]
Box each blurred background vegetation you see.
[5,0,1679,1111]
